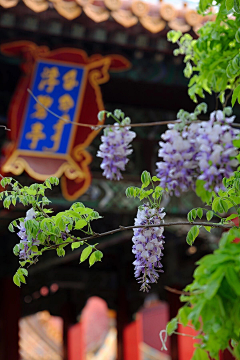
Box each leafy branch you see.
[0,170,238,289]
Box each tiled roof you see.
[0,0,215,33]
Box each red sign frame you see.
[0,41,130,200]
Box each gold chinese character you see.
[31,95,53,120]
[62,69,79,91]
[25,122,46,150]
[38,67,60,93]
[44,118,66,152]
[58,94,74,113]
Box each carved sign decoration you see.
[0,41,130,200]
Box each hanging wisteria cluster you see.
[132,204,166,292]
[156,123,199,196]
[197,110,239,192]
[97,110,136,181]
[17,208,40,261]
[156,110,239,195]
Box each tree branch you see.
[42,221,233,252]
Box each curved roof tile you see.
[0,0,214,33]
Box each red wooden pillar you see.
[68,322,85,360]
[0,277,20,360]
[123,320,142,360]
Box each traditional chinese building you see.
[0,2,233,360]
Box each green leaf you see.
[45,180,52,189]
[236,28,240,43]
[89,252,98,267]
[19,268,28,276]
[3,196,11,209]
[13,245,19,256]
[206,210,214,221]
[80,245,92,263]
[166,317,178,335]
[178,306,191,326]
[197,208,203,219]
[187,211,193,222]
[233,139,240,148]
[13,274,21,287]
[232,85,240,107]
[141,171,151,188]
[98,110,106,121]
[219,91,225,104]
[184,62,193,78]
[192,209,197,220]
[152,176,160,182]
[186,225,200,245]
[126,187,134,198]
[226,0,234,11]
[56,217,66,232]
[167,30,182,43]
[205,267,225,299]
[94,250,103,261]
[57,247,65,257]
[192,348,209,360]
[212,198,228,213]
[225,214,237,222]
[75,219,87,230]
[225,266,240,295]
[71,241,82,250]
[8,223,14,232]
[234,0,240,13]
[204,226,212,232]
[188,209,197,223]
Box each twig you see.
[28,88,240,130]
[27,89,179,129]
[165,286,204,296]
[173,331,197,338]
[164,286,190,296]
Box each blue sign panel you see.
[18,60,85,155]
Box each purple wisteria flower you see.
[97,121,136,180]
[196,110,239,192]
[17,208,40,260]
[156,123,200,196]
[156,109,240,195]
[132,204,166,292]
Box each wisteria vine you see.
[0,102,239,293]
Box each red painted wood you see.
[178,323,198,360]
[68,322,84,360]
[123,321,140,360]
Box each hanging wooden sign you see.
[0,41,130,200]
